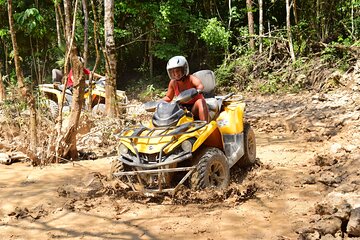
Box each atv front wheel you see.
[109,159,126,181]
[190,148,230,190]
[238,122,256,167]
[45,99,59,118]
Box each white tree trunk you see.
[286,0,296,62]
[259,0,264,53]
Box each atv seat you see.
[205,98,220,120]
[52,69,63,83]
[193,70,215,98]
[193,70,220,121]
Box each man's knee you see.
[195,99,206,108]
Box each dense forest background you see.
[0,0,358,98]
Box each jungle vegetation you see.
[0,0,359,161]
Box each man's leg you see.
[192,99,209,122]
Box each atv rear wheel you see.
[190,148,230,190]
[92,103,106,115]
[238,122,256,167]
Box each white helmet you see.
[166,56,189,80]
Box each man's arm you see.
[163,80,175,102]
[92,72,104,79]
[190,75,204,91]
[83,68,104,79]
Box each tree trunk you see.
[55,2,62,47]
[286,0,296,62]
[82,0,89,67]
[0,61,5,102]
[55,0,84,161]
[4,43,9,76]
[246,0,255,50]
[316,0,321,40]
[228,0,232,30]
[8,0,37,151]
[87,0,101,111]
[148,30,153,78]
[258,0,264,53]
[293,0,298,25]
[351,0,354,37]
[104,0,117,117]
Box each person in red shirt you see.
[163,56,209,122]
[67,57,104,87]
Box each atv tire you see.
[92,103,106,116]
[109,159,126,181]
[45,99,59,118]
[190,148,230,190]
[238,122,256,167]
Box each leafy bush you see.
[200,18,230,50]
[138,84,166,101]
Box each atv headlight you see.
[118,143,128,155]
[181,140,193,152]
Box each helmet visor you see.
[168,67,185,80]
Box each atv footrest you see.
[114,166,196,194]
[113,166,195,176]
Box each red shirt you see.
[67,68,91,87]
[172,75,204,105]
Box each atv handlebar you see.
[144,88,202,112]
[144,100,167,112]
[174,88,198,103]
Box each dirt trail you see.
[0,134,323,239]
[1,88,360,239]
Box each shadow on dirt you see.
[5,209,162,240]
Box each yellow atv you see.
[112,70,256,193]
[38,76,128,117]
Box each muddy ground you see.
[0,82,360,239]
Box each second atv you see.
[39,71,128,117]
[112,70,256,193]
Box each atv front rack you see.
[113,166,196,194]
[113,121,207,194]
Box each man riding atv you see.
[163,56,209,122]
[111,58,257,194]
[66,57,104,88]
[52,56,104,88]
[40,60,127,117]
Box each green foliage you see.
[0,28,8,38]
[215,53,254,89]
[0,0,359,98]
[258,74,282,94]
[138,84,164,101]
[215,60,238,87]
[127,76,167,102]
[114,28,131,39]
[14,8,45,36]
[200,18,230,49]
[2,98,28,115]
[152,43,184,60]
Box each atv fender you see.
[192,121,223,151]
[39,87,63,104]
